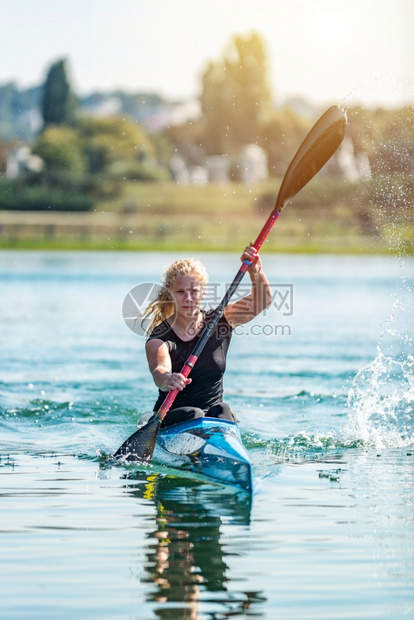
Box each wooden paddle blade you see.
[275,105,347,211]
[114,417,161,462]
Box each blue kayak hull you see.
[152,417,253,494]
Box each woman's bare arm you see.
[145,338,191,392]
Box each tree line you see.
[0,32,413,212]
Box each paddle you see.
[115,104,347,462]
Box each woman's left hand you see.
[241,244,261,275]
[225,243,271,327]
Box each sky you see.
[1,0,413,109]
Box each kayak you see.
[136,415,253,494]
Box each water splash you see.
[342,256,414,448]
[266,431,343,464]
[343,347,414,448]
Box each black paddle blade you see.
[276,105,347,211]
[114,417,161,462]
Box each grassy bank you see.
[0,180,413,254]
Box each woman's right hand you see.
[163,372,192,392]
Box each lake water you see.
[1,250,413,619]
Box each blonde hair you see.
[142,258,209,334]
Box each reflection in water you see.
[122,470,265,619]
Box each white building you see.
[235,144,268,184]
[6,145,44,178]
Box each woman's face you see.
[170,275,204,318]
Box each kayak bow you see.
[135,415,253,494]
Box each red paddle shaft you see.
[156,209,281,419]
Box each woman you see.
[144,245,272,427]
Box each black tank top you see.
[147,309,233,412]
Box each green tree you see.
[33,125,85,175]
[76,116,171,180]
[200,32,273,154]
[77,116,155,174]
[41,58,77,127]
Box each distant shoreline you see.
[0,237,404,256]
[1,177,412,256]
